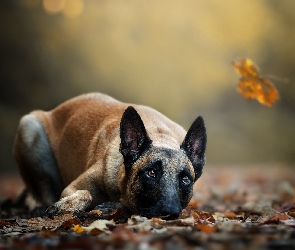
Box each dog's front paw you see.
[45,190,93,218]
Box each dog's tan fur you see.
[14,93,206,217]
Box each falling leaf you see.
[233,58,280,106]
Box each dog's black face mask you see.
[119,106,207,219]
[132,149,195,219]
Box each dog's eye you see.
[182,176,191,185]
[146,169,156,178]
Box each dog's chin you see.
[138,208,180,220]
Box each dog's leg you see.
[45,167,108,216]
[14,113,65,208]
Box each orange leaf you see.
[90,209,103,216]
[151,218,164,223]
[192,211,215,224]
[73,224,85,233]
[258,213,290,224]
[233,58,280,107]
[89,228,103,235]
[287,209,295,218]
[218,211,238,219]
[197,224,217,234]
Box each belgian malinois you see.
[14,93,207,219]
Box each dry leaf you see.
[214,211,245,220]
[107,208,121,220]
[73,224,85,233]
[233,58,280,106]
[89,228,104,235]
[90,209,103,216]
[197,224,217,234]
[81,219,115,233]
[287,209,295,218]
[258,213,290,224]
[281,219,295,226]
[61,218,81,229]
[151,218,165,224]
[192,211,215,225]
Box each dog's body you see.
[14,93,206,218]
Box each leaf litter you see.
[1,165,295,249]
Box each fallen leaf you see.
[73,224,85,233]
[197,224,217,234]
[273,202,295,213]
[215,211,237,219]
[0,220,17,228]
[81,219,115,233]
[61,217,81,229]
[151,218,164,224]
[180,216,195,227]
[107,208,121,220]
[28,213,75,231]
[258,213,290,224]
[41,230,56,237]
[151,216,195,228]
[287,208,295,218]
[128,216,153,232]
[192,211,215,225]
[233,58,280,106]
[111,226,136,242]
[89,228,104,235]
[281,219,295,226]
[90,209,102,216]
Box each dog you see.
[13,93,207,219]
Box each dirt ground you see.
[1,165,295,249]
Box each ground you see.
[1,165,295,249]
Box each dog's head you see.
[119,106,206,219]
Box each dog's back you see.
[47,93,185,183]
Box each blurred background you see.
[1,0,295,174]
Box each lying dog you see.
[14,93,206,219]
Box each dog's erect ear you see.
[181,116,207,180]
[120,106,152,168]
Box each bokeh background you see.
[1,0,295,173]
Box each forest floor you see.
[1,165,295,250]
